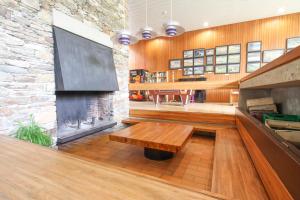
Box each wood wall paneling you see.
[129,13,300,102]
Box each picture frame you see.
[169,59,182,70]
[227,64,240,73]
[193,57,204,66]
[247,51,261,63]
[183,67,193,76]
[247,41,262,52]
[228,54,240,64]
[216,55,227,64]
[286,37,300,50]
[206,56,214,65]
[215,65,227,74]
[183,50,194,58]
[206,48,214,56]
[246,62,261,73]
[193,66,205,75]
[215,46,228,55]
[262,49,285,63]
[183,58,193,67]
[205,65,214,72]
[228,44,241,54]
[194,48,205,57]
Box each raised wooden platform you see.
[129,109,236,125]
[129,80,239,90]
[0,135,222,200]
[122,117,234,132]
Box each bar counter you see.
[129,80,239,90]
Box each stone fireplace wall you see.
[0,0,129,137]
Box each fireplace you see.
[56,92,116,144]
[53,18,119,143]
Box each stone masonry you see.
[0,0,129,138]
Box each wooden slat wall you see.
[129,13,300,102]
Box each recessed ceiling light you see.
[277,7,285,14]
[203,22,209,27]
[162,10,168,16]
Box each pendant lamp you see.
[137,0,157,40]
[112,0,137,45]
[163,0,185,37]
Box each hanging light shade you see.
[138,26,157,40]
[137,0,157,40]
[111,0,137,45]
[112,30,138,45]
[163,20,184,37]
[163,0,185,37]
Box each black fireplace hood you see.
[53,26,119,91]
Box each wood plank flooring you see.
[0,135,221,200]
[59,126,269,200]
[59,131,216,192]
[211,128,269,200]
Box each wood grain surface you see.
[211,128,269,200]
[129,80,239,90]
[129,109,236,125]
[109,122,193,153]
[240,45,300,82]
[236,112,294,200]
[0,135,221,200]
[129,13,300,102]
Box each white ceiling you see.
[128,0,300,36]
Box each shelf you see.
[240,46,300,89]
[236,108,300,199]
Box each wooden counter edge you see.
[240,45,300,83]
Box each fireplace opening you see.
[53,24,120,144]
[56,92,117,144]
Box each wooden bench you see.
[211,128,269,200]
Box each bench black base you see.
[144,148,174,161]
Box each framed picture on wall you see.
[183,50,194,58]
[262,49,285,63]
[194,48,205,57]
[246,62,261,73]
[194,66,205,75]
[228,54,240,64]
[228,44,241,54]
[183,58,193,67]
[215,46,228,55]
[169,59,182,70]
[247,52,261,62]
[183,67,193,76]
[193,57,204,66]
[206,56,214,65]
[286,37,300,50]
[216,55,227,64]
[215,65,227,74]
[228,64,240,73]
[247,41,262,52]
[205,65,214,72]
[206,48,214,56]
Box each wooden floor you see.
[0,135,223,200]
[59,122,269,200]
[59,131,215,191]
